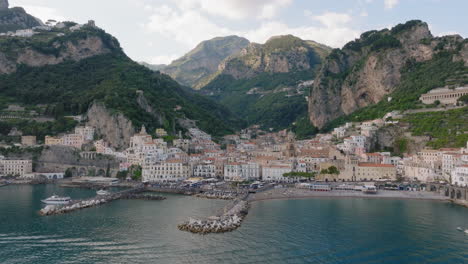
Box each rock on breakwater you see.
[39,198,108,216]
[194,191,238,200]
[178,199,249,234]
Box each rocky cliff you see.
[161,35,250,88]
[0,26,117,74]
[0,0,8,10]
[86,102,135,150]
[211,35,330,81]
[308,20,468,129]
[0,5,42,33]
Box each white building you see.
[189,128,211,141]
[0,159,33,176]
[62,134,84,149]
[224,162,260,181]
[23,172,64,180]
[332,126,346,139]
[262,164,293,182]
[142,160,190,182]
[451,165,468,187]
[193,160,216,178]
[75,126,95,141]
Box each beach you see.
[248,188,449,202]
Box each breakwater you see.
[39,187,166,216]
[178,197,250,234]
[194,191,239,200]
[122,193,166,200]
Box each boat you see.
[96,189,110,196]
[457,227,463,231]
[41,195,71,205]
[363,185,378,194]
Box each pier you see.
[39,187,165,216]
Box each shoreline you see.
[248,188,449,203]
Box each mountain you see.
[0,0,42,33]
[309,20,468,129]
[139,61,166,71]
[160,35,249,88]
[200,35,331,134]
[0,21,243,149]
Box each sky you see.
[10,0,468,65]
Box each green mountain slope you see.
[161,35,250,88]
[309,20,468,130]
[0,23,243,143]
[200,35,331,131]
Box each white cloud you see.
[244,20,359,48]
[150,54,180,64]
[21,5,66,21]
[143,5,233,48]
[172,0,292,20]
[143,5,359,51]
[312,12,352,28]
[384,0,399,9]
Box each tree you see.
[458,94,468,105]
[116,170,128,180]
[105,163,110,177]
[64,168,73,178]
[328,166,340,175]
[131,165,142,181]
[320,166,340,175]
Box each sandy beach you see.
[248,188,449,202]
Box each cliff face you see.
[0,0,8,10]
[309,21,438,128]
[0,6,42,33]
[86,102,135,150]
[0,34,114,74]
[212,35,330,81]
[161,35,250,88]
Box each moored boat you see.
[41,195,71,205]
[96,189,110,196]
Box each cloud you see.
[21,5,67,21]
[143,5,233,48]
[172,0,292,20]
[244,20,359,48]
[384,0,399,9]
[312,12,352,28]
[150,54,180,64]
[143,5,359,50]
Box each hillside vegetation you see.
[200,35,331,131]
[401,107,468,148]
[0,25,244,139]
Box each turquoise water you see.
[0,185,467,264]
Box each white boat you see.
[41,195,71,205]
[363,185,378,194]
[96,189,110,196]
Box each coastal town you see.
[0,86,467,209]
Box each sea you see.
[0,184,467,264]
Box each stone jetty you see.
[122,193,166,200]
[38,187,167,216]
[40,198,109,216]
[178,199,249,234]
[194,191,238,200]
